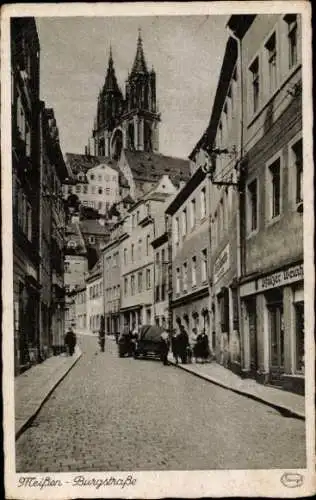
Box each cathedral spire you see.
[131,28,148,75]
[104,46,120,93]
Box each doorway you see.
[246,298,258,373]
[266,289,284,382]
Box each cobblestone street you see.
[16,335,306,472]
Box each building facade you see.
[103,224,123,336]
[64,154,120,215]
[228,14,304,393]
[120,178,177,330]
[11,17,41,373]
[166,170,212,345]
[86,259,104,334]
[40,106,68,354]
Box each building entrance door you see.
[246,298,258,374]
[266,289,284,383]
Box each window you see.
[265,32,277,93]
[268,158,281,219]
[131,275,135,295]
[138,238,142,256]
[124,277,128,296]
[285,14,298,69]
[136,210,140,223]
[98,202,103,210]
[106,188,110,195]
[182,209,187,236]
[98,187,103,194]
[64,262,70,272]
[25,123,31,156]
[138,271,142,293]
[176,267,180,294]
[146,234,150,256]
[124,248,127,265]
[291,138,303,203]
[89,236,95,244]
[90,174,95,181]
[201,249,207,282]
[83,185,88,194]
[200,187,206,219]
[91,186,96,194]
[182,262,188,291]
[190,199,196,230]
[249,57,260,113]
[247,179,258,232]
[26,202,32,241]
[146,269,151,289]
[295,301,304,373]
[146,202,151,216]
[98,175,102,181]
[192,256,197,286]
[174,217,180,246]
[131,243,134,262]
[76,184,81,193]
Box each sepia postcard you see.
[1,1,315,498]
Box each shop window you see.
[266,290,284,368]
[295,301,304,373]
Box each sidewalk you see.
[168,354,305,420]
[15,347,82,439]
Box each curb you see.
[15,350,83,440]
[169,360,305,421]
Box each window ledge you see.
[246,228,259,240]
[247,63,302,129]
[265,214,282,228]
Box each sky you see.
[36,15,229,159]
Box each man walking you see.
[99,315,106,352]
[64,326,77,356]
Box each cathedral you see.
[87,30,160,159]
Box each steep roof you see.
[103,47,122,94]
[65,221,87,255]
[65,153,119,176]
[80,218,111,236]
[124,150,190,187]
[131,29,148,75]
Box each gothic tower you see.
[111,30,160,157]
[93,47,124,157]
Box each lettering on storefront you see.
[213,244,230,284]
[257,264,303,292]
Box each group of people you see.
[171,325,211,364]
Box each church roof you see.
[123,150,191,187]
[103,47,122,94]
[130,30,148,76]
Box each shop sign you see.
[213,244,230,284]
[257,264,303,292]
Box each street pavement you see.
[16,335,306,472]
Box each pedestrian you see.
[190,328,198,363]
[178,324,189,364]
[171,330,179,364]
[99,315,106,352]
[200,329,210,363]
[64,326,77,356]
[160,330,170,365]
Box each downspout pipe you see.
[226,27,245,371]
